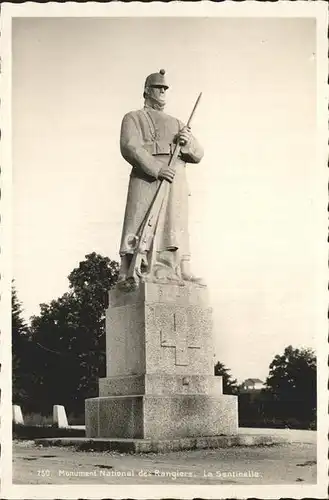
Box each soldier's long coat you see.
[119,105,204,259]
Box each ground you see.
[13,439,316,485]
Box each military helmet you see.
[144,69,169,93]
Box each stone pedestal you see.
[85,282,238,439]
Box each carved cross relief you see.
[159,307,201,366]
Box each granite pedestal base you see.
[85,393,238,440]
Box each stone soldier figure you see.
[118,69,204,285]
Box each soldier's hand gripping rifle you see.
[126,92,202,287]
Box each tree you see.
[214,361,238,395]
[265,345,316,400]
[29,253,119,414]
[67,252,119,402]
[12,284,31,403]
[264,345,316,426]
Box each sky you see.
[12,15,324,383]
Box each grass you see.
[239,417,316,430]
[18,412,85,426]
[23,413,53,426]
[13,410,86,439]
[67,413,85,426]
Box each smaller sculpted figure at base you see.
[118,69,205,289]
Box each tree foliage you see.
[214,360,238,395]
[26,253,119,413]
[12,283,29,345]
[264,345,316,425]
[265,345,316,402]
[12,284,31,403]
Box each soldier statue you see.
[118,69,204,286]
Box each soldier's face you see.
[149,85,167,104]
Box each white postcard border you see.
[1,2,328,499]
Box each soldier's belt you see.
[143,142,179,156]
[152,153,182,159]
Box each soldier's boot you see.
[154,250,182,282]
[180,256,206,286]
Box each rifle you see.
[125,92,202,287]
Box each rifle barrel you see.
[168,92,202,169]
[187,92,202,128]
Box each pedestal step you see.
[35,433,287,453]
[99,374,223,396]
